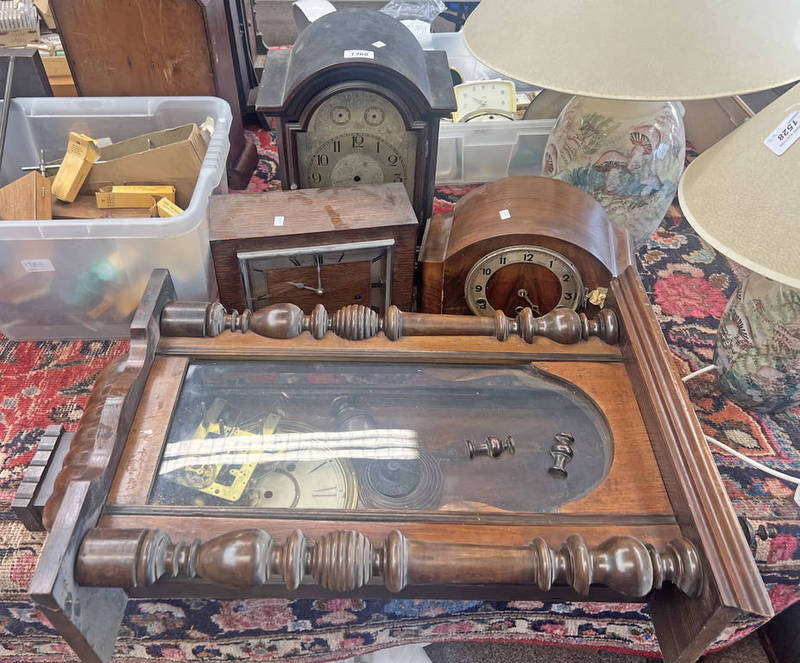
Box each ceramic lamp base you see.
[543,97,685,248]
[714,273,800,413]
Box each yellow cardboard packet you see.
[154,197,185,217]
[52,132,98,202]
[95,185,176,209]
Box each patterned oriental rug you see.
[0,127,798,662]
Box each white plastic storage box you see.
[0,97,230,340]
[436,118,557,185]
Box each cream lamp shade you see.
[462,0,800,100]
[678,85,800,289]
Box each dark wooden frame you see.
[22,263,771,663]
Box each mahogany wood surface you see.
[157,330,623,362]
[209,185,417,312]
[419,176,632,314]
[107,356,188,506]
[610,267,772,662]
[75,527,701,599]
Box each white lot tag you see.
[499,208,511,220]
[372,41,386,48]
[273,215,285,227]
[344,49,374,59]
[21,258,55,272]
[764,110,800,156]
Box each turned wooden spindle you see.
[160,301,620,345]
[76,527,701,598]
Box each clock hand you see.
[314,256,324,295]
[517,289,541,316]
[286,281,325,295]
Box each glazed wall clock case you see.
[255,9,456,225]
[16,182,769,662]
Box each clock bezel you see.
[237,238,395,313]
[463,244,585,316]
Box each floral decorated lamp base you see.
[543,97,685,248]
[714,272,800,412]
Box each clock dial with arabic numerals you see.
[464,245,585,317]
[296,89,417,201]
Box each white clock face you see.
[464,245,584,317]
[453,80,516,122]
[296,89,417,201]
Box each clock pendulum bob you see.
[418,175,632,317]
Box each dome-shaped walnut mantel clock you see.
[255,9,456,223]
[420,176,632,317]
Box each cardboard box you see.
[52,132,98,202]
[95,185,175,209]
[154,197,184,217]
[81,123,208,208]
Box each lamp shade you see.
[678,84,800,289]
[463,0,800,100]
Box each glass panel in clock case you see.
[149,360,613,514]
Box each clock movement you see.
[209,183,417,313]
[420,175,629,316]
[255,9,456,224]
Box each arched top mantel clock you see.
[256,9,456,223]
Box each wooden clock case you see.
[17,256,771,663]
[209,183,418,312]
[255,9,456,223]
[420,176,625,315]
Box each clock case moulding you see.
[256,9,456,226]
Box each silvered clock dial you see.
[296,90,418,201]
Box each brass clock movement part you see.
[549,432,575,479]
[464,435,515,459]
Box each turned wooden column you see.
[76,528,701,599]
[161,301,619,345]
